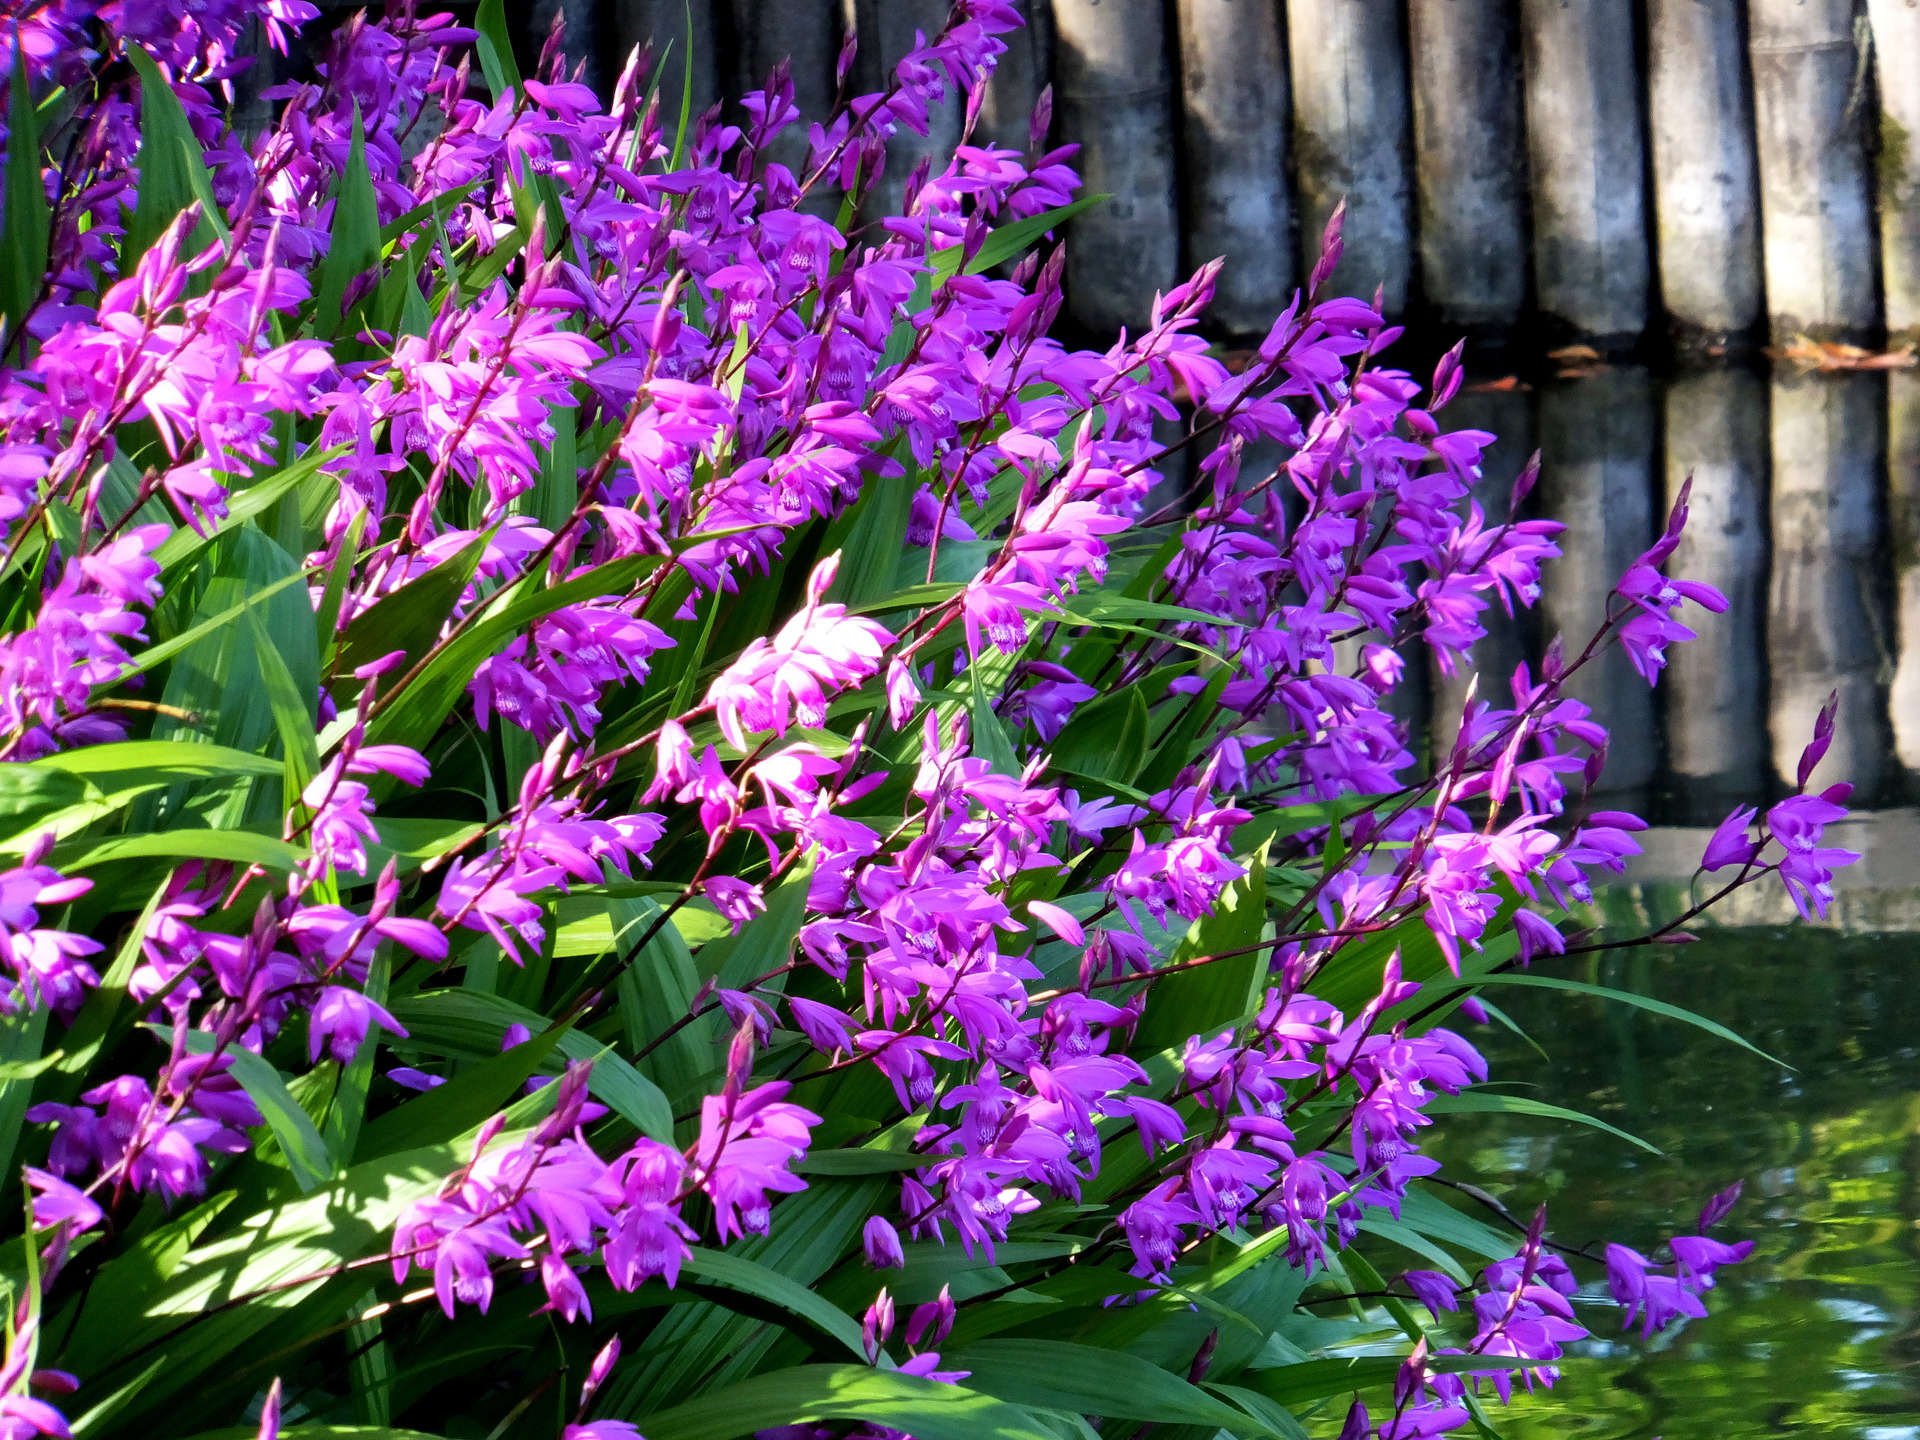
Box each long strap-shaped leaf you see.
[638,1364,1058,1440]
[946,1339,1264,1434]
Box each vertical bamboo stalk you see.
[1538,368,1659,797]
[1406,0,1528,333]
[842,0,965,223]
[977,0,1053,157]
[1428,385,1538,760]
[1868,0,1920,344]
[1646,0,1764,347]
[1889,369,1920,769]
[1747,0,1880,343]
[616,1,719,124]
[727,0,839,183]
[1663,368,1770,810]
[1768,371,1889,794]
[1174,0,1292,338]
[1051,0,1181,337]
[1519,0,1650,344]
[1286,0,1413,315]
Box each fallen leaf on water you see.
[1769,336,1917,371]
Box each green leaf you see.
[696,860,814,994]
[120,569,315,682]
[180,1031,335,1190]
[969,658,1022,779]
[823,476,916,609]
[123,46,217,267]
[51,827,304,874]
[932,195,1107,281]
[615,895,714,1102]
[354,1023,570,1161]
[378,180,481,248]
[472,0,521,99]
[1133,662,1231,795]
[1048,686,1149,784]
[1237,1354,1535,1409]
[1060,593,1222,628]
[362,817,485,878]
[1394,1187,1517,1262]
[1,47,50,338]
[0,1004,47,1180]
[334,530,490,699]
[152,443,350,574]
[324,949,390,1164]
[153,525,317,825]
[1129,848,1268,1056]
[364,551,660,752]
[52,1193,233,1375]
[247,605,321,803]
[791,1150,933,1176]
[948,1340,1258,1433]
[389,988,673,1141]
[310,106,384,340]
[680,1248,867,1359]
[1429,972,1788,1068]
[68,1359,169,1438]
[638,1365,1058,1440]
[1424,1089,1660,1154]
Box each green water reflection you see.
[1423,926,1920,1438]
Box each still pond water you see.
[1427,918,1920,1439]
[1408,362,1920,1438]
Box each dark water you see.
[1420,917,1920,1438]
[1397,363,1920,1435]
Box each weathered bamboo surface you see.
[1663,368,1770,805]
[1892,370,1920,771]
[1748,0,1880,343]
[1869,0,1920,343]
[1406,0,1527,334]
[1646,0,1763,346]
[1286,0,1412,316]
[1050,0,1180,336]
[1769,371,1889,794]
[553,2,1920,806]
[1519,0,1649,344]
[589,0,1918,348]
[1171,0,1292,338]
[1538,367,1659,795]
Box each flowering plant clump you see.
[0,3,1849,1439]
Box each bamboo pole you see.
[1646,0,1764,347]
[977,0,1052,157]
[1662,368,1770,810]
[1518,0,1650,345]
[1747,0,1880,343]
[1889,369,1920,770]
[1406,0,1528,333]
[1768,371,1889,794]
[1286,0,1413,316]
[1868,0,1920,345]
[1051,0,1182,337]
[727,0,839,188]
[616,1,720,125]
[1538,368,1659,796]
[1174,0,1292,338]
[842,0,965,223]
[1428,385,1537,761]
